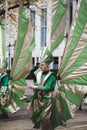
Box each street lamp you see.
[7,43,12,75]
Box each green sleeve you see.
[36,74,56,92]
[0,75,9,87]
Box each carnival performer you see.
[28,48,65,130]
[0,59,9,119]
[0,58,27,118]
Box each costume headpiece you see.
[34,48,53,75]
[40,47,54,66]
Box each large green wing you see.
[58,0,87,86]
[10,6,35,85]
[6,6,35,113]
[56,0,87,123]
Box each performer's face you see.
[0,68,5,74]
[40,63,49,72]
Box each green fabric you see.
[1,105,11,113]
[12,87,24,98]
[59,0,87,75]
[56,93,72,120]
[62,46,87,79]
[6,6,34,113]
[51,99,63,129]
[10,6,35,87]
[11,91,26,107]
[11,7,29,74]
[12,77,27,86]
[50,0,67,53]
[13,38,35,78]
[0,73,9,87]
[51,31,64,53]
[29,71,57,129]
[61,74,87,86]
[35,72,56,92]
[51,0,67,37]
[31,100,47,128]
[0,6,34,114]
[40,48,54,65]
[59,86,82,107]
[0,73,9,115]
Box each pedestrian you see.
[83,93,87,105]
[28,48,61,130]
[26,62,40,82]
[0,59,9,119]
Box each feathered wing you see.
[57,0,87,120]
[7,6,35,113]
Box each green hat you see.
[40,47,54,66]
[0,58,8,69]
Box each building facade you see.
[6,0,78,72]
[30,0,78,72]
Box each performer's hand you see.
[29,85,34,89]
[33,86,38,90]
[29,85,37,90]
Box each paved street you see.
[0,102,87,130]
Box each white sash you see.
[36,71,52,86]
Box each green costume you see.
[0,72,9,117]
[28,48,72,130]
[0,59,27,115]
[28,71,72,130]
[28,48,58,130]
[28,70,58,130]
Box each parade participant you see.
[28,48,59,130]
[0,59,9,119]
[0,59,27,116]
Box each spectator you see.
[26,62,40,82]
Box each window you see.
[37,57,39,63]
[32,57,35,68]
[70,1,72,26]
[76,0,78,3]
[41,8,47,47]
[30,10,35,37]
[53,57,59,70]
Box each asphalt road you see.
[0,102,87,130]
